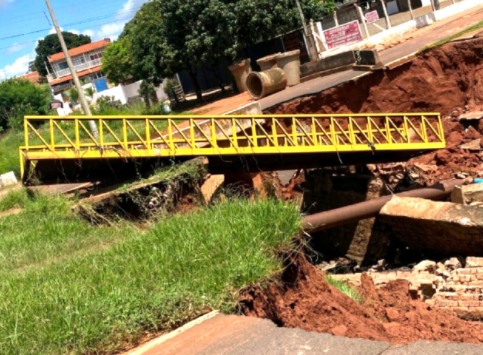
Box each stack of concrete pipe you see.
[243,50,301,100]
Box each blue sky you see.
[0,0,148,79]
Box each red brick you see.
[437,300,459,307]
[467,257,483,268]
[459,300,481,307]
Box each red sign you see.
[365,10,379,24]
[323,21,363,50]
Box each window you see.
[58,61,68,70]
[90,53,102,61]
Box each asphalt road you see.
[259,3,483,111]
[130,314,483,355]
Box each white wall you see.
[121,79,168,103]
[96,85,128,105]
[53,93,73,116]
[316,0,483,58]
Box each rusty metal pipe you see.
[302,179,464,232]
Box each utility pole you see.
[295,0,318,62]
[45,0,99,139]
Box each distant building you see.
[19,71,41,85]
[46,38,111,95]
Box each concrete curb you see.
[124,311,220,355]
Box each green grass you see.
[420,19,483,52]
[0,194,301,354]
[0,130,23,178]
[325,274,362,303]
[0,187,30,212]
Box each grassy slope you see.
[0,131,23,178]
[0,193,301,354]
[420,19,483,52]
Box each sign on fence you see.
[365,10,379,24]
[323,20,363,50]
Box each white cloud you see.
[5,42,28,55]
[84,0,149,41]
[0,54,32,80]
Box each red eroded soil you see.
[267,38,483,184]
[239,255,483,344]
[268,39,483,117]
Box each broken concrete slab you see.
[459,111,483,121]
[451,183,483,205]
[28,182,94,196]
[0,171,17,188]
[459,139,481,151]
[379,196,483,256]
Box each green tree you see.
[84,87,95,99]
[0,79,51,131]
[117,0,333,102]
[69,87,79,105]
[101,38,133,86]
[34,32,91,77]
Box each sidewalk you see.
[126,313,483,355]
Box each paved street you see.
[258,3,483,111]
[127,314,483,355]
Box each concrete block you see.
[0,172,17,188]
[467,257,483,268]
[317,51,356,72]
[452,183,483,205]
[200,175,225,205]
[356,50,383,68]
[380,197,483,256]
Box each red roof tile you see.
[19,71,41,84]
[48,39,111,63]
[49,66,102,86]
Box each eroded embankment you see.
[244,38,483,344]
[240,254,483,344]
[268,38,483,117]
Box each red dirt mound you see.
[239,255,483,344]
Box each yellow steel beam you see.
[20,113,446,179]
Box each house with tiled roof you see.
[47,38,111,94]
[19,71,41,85]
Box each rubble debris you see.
[460,139,482,151]
[240,254,483,344]
[332,257,483,321]
[452,182,483,205]
[459,111,483,121]
[379,196,483,256]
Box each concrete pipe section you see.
[302,179,464,233]
[228,59,252,93]
[275,50,301,87]
[256,53,280,71]
[246,68,287,99]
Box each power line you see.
[0,9,140,41]
[0,16,136,51]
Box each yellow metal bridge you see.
[20,113,445,179]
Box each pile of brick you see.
[331,257,483,319]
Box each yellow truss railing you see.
[19,113,445,178]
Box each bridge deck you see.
[20,113,445,179]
